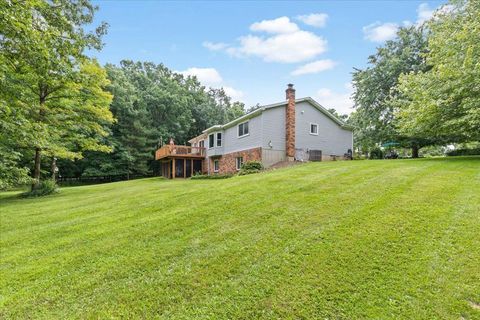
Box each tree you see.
[0,0,113,190]
[396,0,480,143]
[327,108,348,121]
[78,61,246,179]
[351,26,431,156]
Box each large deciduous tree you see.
[350,26,431,156]
[0,0,113,190]
[396,0,480,143]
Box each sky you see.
[90,0,447,115]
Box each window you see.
[238,121,249,137]
[208,134,214,148]
[310,123,319,135]
[236,157,243,170]
[213,160,219,172]
[216,132,222,147]
[199,140,204,148]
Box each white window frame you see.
[236,156,243,170]
[208,133,215,149]
[216,132,222,147]
[238,121,249,138]
[310,123,319,135]
[213,159,219,172]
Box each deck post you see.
[172,158,175,179]
[183,159,186,178]
[191,159,193,177]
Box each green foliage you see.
[0,0,113,189]
[238,160,264,175]
[368,147,384,159]
[396,0,480,143]
[350,26,430,152]
[190,173,233,180]
[1,158,479,318]
[79,61,245,178]
[446,148,480,156]
[241,161,264,171]
[22,179,58,197]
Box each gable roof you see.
[201,97,353,135]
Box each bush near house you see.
[238,160,264,175]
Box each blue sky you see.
[90,0,446,114]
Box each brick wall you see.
[285,84,296,160]
[210,147,262,174]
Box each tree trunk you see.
[32,147,41,190]
[412,145,419,158]
[51,157,57,181]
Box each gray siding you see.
[222,114,262,154]
[205,131,224,157]
[261,106,286,151]
[295,101,353,156]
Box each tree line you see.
[349,0,479,157]
[0,0,244,191]
[1,0,479,191]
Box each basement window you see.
[236,157,243,170]
[310,123,319,135]
[213,159,219,172]
[238,121,249,137]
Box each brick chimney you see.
[285,84,296,161]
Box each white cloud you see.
[250,16,299,34]
[229,30,327,63]
[178,67,223,86]
[291,59,337,76]
[363,22,399,42]
[417,3,454,25]
[316,83,354,115]
[297,13,328,28]
[202,41,228,51]
[223,86,244,100]
[204,16,328,64]
[363,3,455,44]
[416,3,435,24]
[177,67,244,101]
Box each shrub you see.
[369,147,384,159]
[238,161,264,176]
[190,173,233,180]
[241,161,263,171]
[23,180,58,197]
[446,148,480,156]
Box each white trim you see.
[208,133,215,149]
[309,122,319,135]
[235,156,244,171]
[216,132,222,147]
[237,121,249,138]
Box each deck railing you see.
[155,145,206,160]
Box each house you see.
[155,84,353,178]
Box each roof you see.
[201,97,353,135]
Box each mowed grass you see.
[1,157,479,319]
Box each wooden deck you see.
[155,145,206,160]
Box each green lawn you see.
[1,157,479,319]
